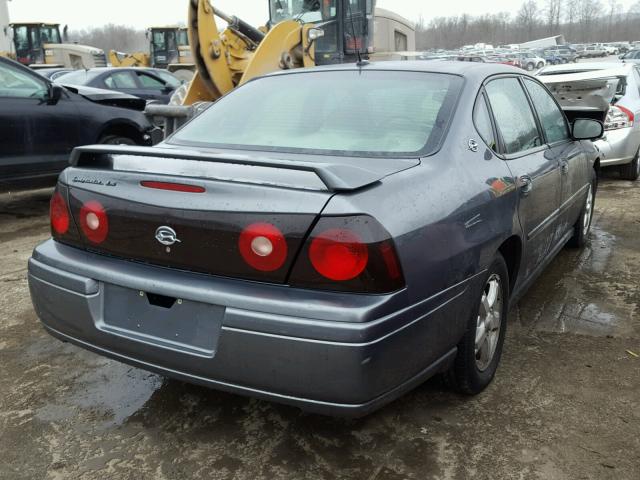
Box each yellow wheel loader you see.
[148,0,375,134]
[110,26,194,80]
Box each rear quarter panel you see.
[323,88,521,353]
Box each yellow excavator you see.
[149,0,374,133]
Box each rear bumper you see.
[28,240,470,416]
[595,127,640,167]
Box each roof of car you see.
[264,60,525,80]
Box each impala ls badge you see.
[155,226,181,246]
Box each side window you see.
[0,62,48,99]
[473,94,496,151]
[523,79,570,144]
[137,73,165,89]
[104,72,137,89]
[485,77,543,155]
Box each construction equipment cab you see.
[9,22,106,68]
[268,0,374,65]
[149,26,191,69]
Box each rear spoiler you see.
[69,145,419,192]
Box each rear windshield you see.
[170,70,462,157]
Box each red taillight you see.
[50,191,70,235]
[308,229,368,281]
[289,216,405,293]
[238,222,288,272]
[605,104,634,130]
[79,201,109,244]
[618,105,634,122]
[140,181,205,193]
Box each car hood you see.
[538,68,624,113]
[61,84,146,111]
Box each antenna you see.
[346,1,367,66]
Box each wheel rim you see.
[475,274,503,372]
[583,185,593,236]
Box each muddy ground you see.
[0,174,638,480]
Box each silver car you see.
[538,62,640,180]
[518,52,546,71]
[619,49,640,63]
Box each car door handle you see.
[560,160,569,174]
[518,175,533,196]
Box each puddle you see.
[515,222,637,338]
[36,359,164,430]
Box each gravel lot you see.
[0,169,638,480]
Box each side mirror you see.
[572,118,604,140]
[47,84,64,105]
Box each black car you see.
[55,67,182,104]
[0,57,161,190]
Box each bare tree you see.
[545,0,563,33]
[517,0,540,41]
[69,24,148,54]
[576,0,602,42]
[412,0,640,50]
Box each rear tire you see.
[567,171,596,248]
[537,62,544,69]
[444,254,509,395]
[525,62,534,71]
[619,149,640,181]
[99,135,137,145]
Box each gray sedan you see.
[28,62,603,416]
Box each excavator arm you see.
[147,0,372,135]
[183,0,316,105]
[109,50,150,68]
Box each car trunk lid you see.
[59,145,418,284]
[538,68,625,122]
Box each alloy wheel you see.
[475,274,503,372]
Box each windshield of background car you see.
[54,70,101,85]
[170,70,462,157]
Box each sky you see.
[7,0,636,30]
